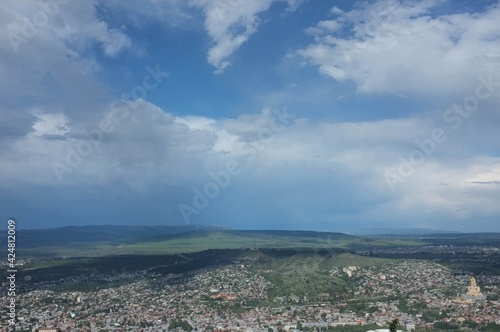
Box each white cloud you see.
[0,1,134,143]
[90,0,307,73]
[330,6,343,15]
[174,115,217,131]
[31,111,71,137]
[284,0,307,12]
[1,1,132,58]
[192,0,306,73]
[388,157,500,225]
[466,163,500,184]
[317,20,341,32]
[84,23,132,57]
[305,20,342,36]
[3,99,500,230]
[1,1,499,231]
[191,0,275,73]
[298,0,500,97]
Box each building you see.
[405,320,416,331]
[456,277,486,302]
[343,266,358,277]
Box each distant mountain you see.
[1,224,223,248]
[225,229,353,238]
[0,225,358,257]
[5,226,354,249]
[344,227,462,236]
[6,225,496,258]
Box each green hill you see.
[9,226,430,257]
[331,253,391,267]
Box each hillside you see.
[330,253,391,267]
[2,224,222,248]
[1,225,434,257]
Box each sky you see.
[1,0,500,232]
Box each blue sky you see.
[1,0,500,231]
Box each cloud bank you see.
[1,0,500,232]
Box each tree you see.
[169,318,193,332]
[389,319,398,332]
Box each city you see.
[2,252,500,331]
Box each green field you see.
[15,230,429,258]
[13,228,500,260]
[127,231,427,253]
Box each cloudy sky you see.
[1,0,500,231]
